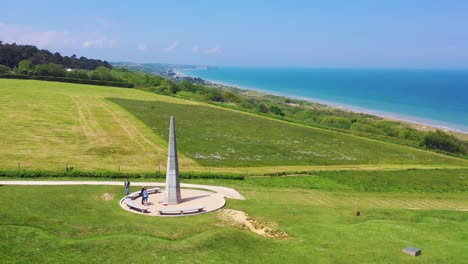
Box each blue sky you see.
[1,0,468,68]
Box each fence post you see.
[18,162,21,171]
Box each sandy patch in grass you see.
[217,209,288,239]
[100,193,114,201]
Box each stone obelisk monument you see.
[164,116,182,205]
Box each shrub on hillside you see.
[34,63,66,77]
[67,69,90,79]
[258,103,269,113]
[270,105,285,116]
[422,130,466,154]
[17,59,34,75]
[0,64,10,74]
[398,127,423,141]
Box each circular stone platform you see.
[120,188,226,217]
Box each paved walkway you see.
[0,180,246,200]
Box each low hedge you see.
[180,171,245,180]
[0,74,134,88]
[0,170,245,180]
[263,171,311,176]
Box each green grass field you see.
[246,169,468,193]
[110,98,467,167]
[1,79,467,263]
[0,79,200,172]
[1,173,466,263]
[1,79,467,173]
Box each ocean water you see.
[181,67,468,132]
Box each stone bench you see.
[157,206,205,215]
[126,191,141,200]
[147,187,161,194]
[126,187,161,200]
[124,198,149,213]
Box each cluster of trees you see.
[0,41,112,70]
[4,59,121,82]
[108,71,249,106]
[151,80,263,107]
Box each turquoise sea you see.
[181,67,468,132]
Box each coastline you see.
[176,69,468,135]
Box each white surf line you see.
[0,181,246,200]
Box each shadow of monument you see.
[181,194,211,203]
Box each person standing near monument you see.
[142,187,149,205]
[140,186,145,204]
[124,178,130,195]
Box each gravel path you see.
[0,180,245,200]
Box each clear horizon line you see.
[111,61,468,71]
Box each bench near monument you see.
[124,198,149,213]
[157,206,205,216]
[147,187,161,194]
[126,187,161,200]
[124,188,161,213]
[126,191,140,200]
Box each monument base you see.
[120,188,225,217]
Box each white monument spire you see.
[164,116,182,204]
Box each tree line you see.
[1,59,121,81]
[0,41,112,70]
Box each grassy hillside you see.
[110,98,467,167]
[0,179,466,263]
[0,79,466,173]
[0,79,200,172]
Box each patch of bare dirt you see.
[100,193,114,201]
[217,209,289,239]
